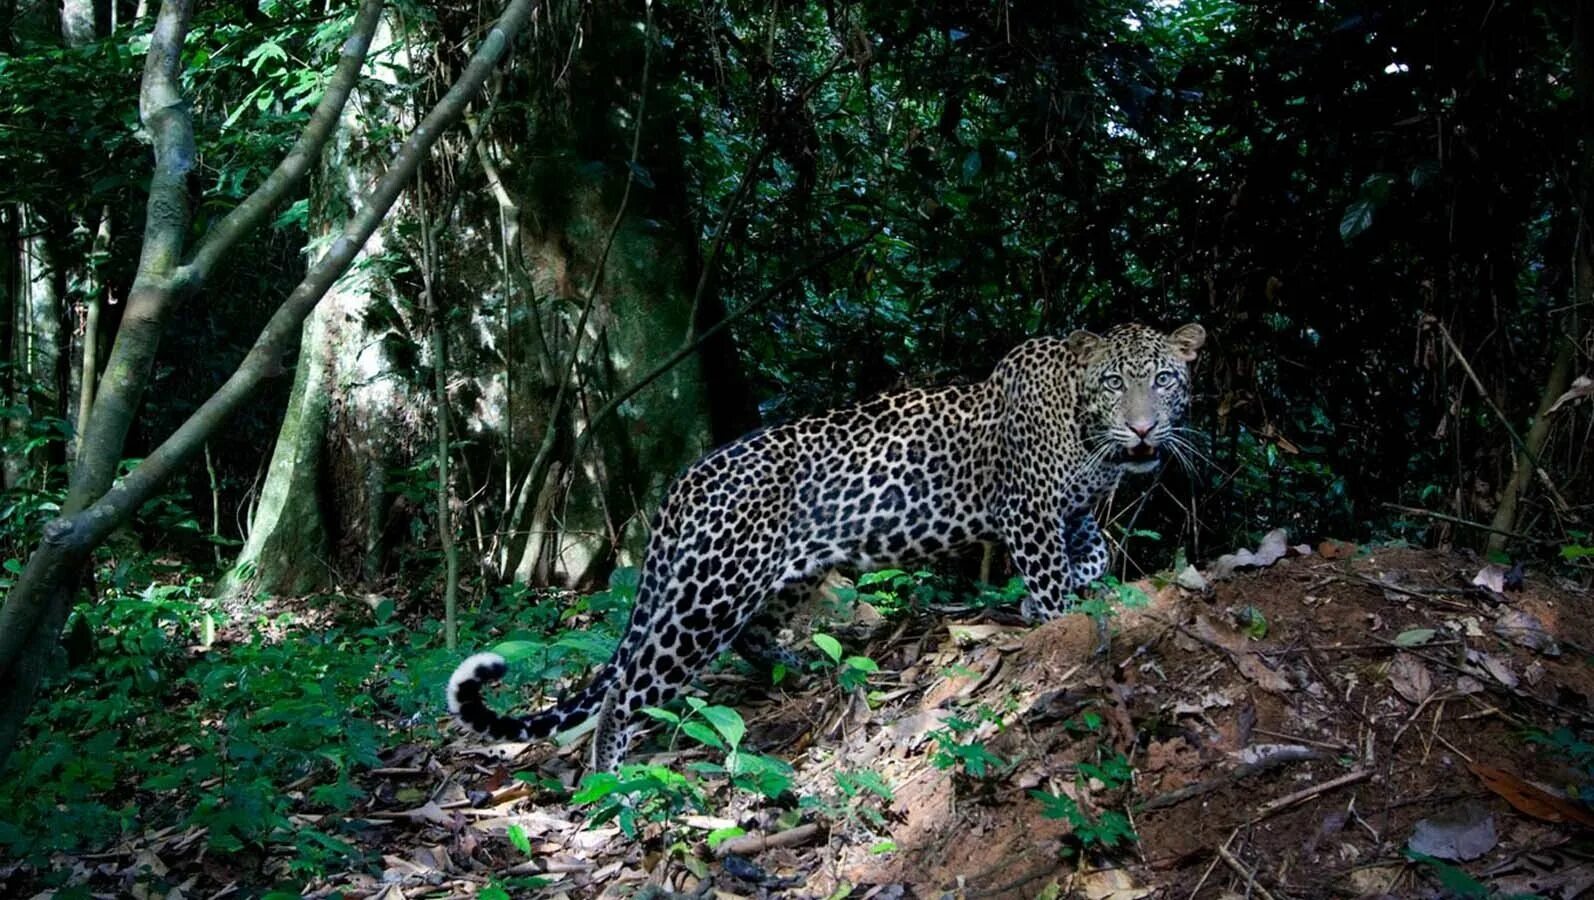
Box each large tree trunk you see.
[498,0,719,586]
[234,0,731,596]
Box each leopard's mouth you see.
[1116,442,1162,472]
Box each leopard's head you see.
[1068,322,1206,474]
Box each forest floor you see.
[8,540,1593,899]
[357,541,1594,899]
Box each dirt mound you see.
[383,545,1594,898]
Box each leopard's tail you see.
[447,652,616,742]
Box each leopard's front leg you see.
[1062,512,1108,592]
[999,495,1078,622]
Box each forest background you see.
[0,0,1591,891]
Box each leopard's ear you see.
[1168,323,1206,362]
[1065,329,1103,357]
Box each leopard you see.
[449,321,1206,771]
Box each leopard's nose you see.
[1128,419,1155,440]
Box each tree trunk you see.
[0,0,533,773]
[235,0,728,595]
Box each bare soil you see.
[392,544,1593,899]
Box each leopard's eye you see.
[1101,373,1125,391]
[1154,371,1178,389]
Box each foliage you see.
[1029,707,1139,856]
[1525,726,1594,806]
[0,581,412,872]
[927,704,1010,780]
[579,699,794,837]
[810,632,881,692]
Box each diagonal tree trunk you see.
[0,0,536,772]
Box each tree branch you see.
[573,225,882,461]
[176,0,385,288]
[64,0,195,513]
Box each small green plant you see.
[1525,726,1594,805]
[645,698,795,800]
[832,767,895,829]
[1028,788,1136,852]
[1028,710,1139,855]
[1403,851,1491,899]
[927,709,1008,779]
[974,575,1028,610]
[811,632,880,692]
[850,568,954,617]
[571,764,706,838]
[1072,574,1152,620]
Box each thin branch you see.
[1382,502,1561,545]
[1432,318,1572,512]
[64,0,196,512]
[573,226,882,460]
[687,48,852,330]
[505,2,655,570]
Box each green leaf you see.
[1393,628,1436,647]
[1360,172,1395,203]
[680,721,725,750]
[491,640,541,661]
[961,150,982,181]
[696,705,746,749]
[571,772,622,805]
[812,633,843,664]
[1239,606,1268,640]
[640,706,681,725]
[507,823,532,854]
[480,886,512,900]
[1340,199,1375,241]
[706,825,745,849]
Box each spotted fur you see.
[449,322,1206,770]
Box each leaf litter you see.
[6,543,1593,899]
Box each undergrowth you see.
[0,561,613,889]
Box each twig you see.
[1186,828,1237,900]
[1431,320,1572,512]
[505,3,656,552]
[1250,728,1353,752]
[573,227,882,458]
[1252,768,1371,821]
[1216,844,1280,900]
[1381,503,1560,545]
[712,823,823,857]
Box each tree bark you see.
[0,0,534,772]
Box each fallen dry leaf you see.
[1388,653,1433,705]
[1318,539,1359,559]
[1493,608,1562,656]
[1407,801,1498,861]
[1211,528,1290,579]
[1473,564,1507,594]
[1468,763,1594,828]
[1191,615,1293,693]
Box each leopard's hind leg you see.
[587,560,779,771]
